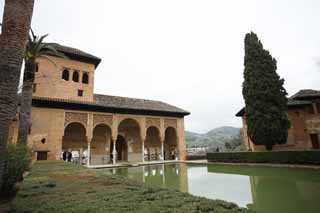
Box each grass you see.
[7,161,251,213]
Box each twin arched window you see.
[62,69,89,84]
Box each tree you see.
[225,142,232,150]
[242,32,290,150]
[0,0,35,190]
[17,30,65,145]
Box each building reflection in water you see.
[113,163,189,193]
[108,163,320,213]
[207,165,320,213]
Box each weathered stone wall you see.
[29,107,65,160]
[34,56,95,102]
[241,105,320,151]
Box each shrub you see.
[207,150,320,165]
[1,143,31,195]
[186,155,207,160]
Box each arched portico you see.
[164,127,178,160]
[145,126,162,161]
[91,124,112,165]
[116,118,142,162]
[62,122,87,164]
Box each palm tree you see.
[18,30,66,145]
[0,0,35,190]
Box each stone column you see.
[112,137,117,164]
[142,140,145,162]
[87,140,91,166]
[161,140,164,161]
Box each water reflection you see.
[207,165,320,213]
[107,164,320,213]
[114,164,189,192]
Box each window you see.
[78,90,83,97]
[72,71,79,82]
[33,84,37,93]
[37,151,48,161]
[82,73,89,84]
[41,138,46,144]
[62,69,69,81]
[35,63,39,72]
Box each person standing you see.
[62,151,67,161]
[67,151,72,162]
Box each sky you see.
[1,0,320,133]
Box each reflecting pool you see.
[105,163,320,213]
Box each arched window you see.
[72,71,79,82]
[62,69,69,81]
[82,73,89,84]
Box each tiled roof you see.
[32,94,190,117]
[235,94,314,117]
[94,94,189,114]
[290,89,320,100]
[49,43,101,67]
[287,99,311,106]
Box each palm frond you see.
[34,34,49,54]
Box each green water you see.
[106,163,320,213]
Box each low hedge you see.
[186,155,207,160]
[207,150,320,165]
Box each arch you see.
[117,118,141,162]
[164,127,178,160]
[72,71,79,82]
[62,69,69,81]
[91,124,112,165]
[110,135,128,161]
[63,122,86,137]
[145,126,161,161]
[62,122,87,164]
[82,72,89,84]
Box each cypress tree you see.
[242,32,290,150]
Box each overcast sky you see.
[1,0,320,133]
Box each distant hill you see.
[186,126,242,149]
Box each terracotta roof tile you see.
[32,94,190,116]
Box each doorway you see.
[37,151,48,160]
[310,134,320,149]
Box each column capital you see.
[160,136,165,143]
[111,135,118,142]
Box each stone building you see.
[15,44,190,164]
[236,89,320,151]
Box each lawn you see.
[10,161,250,212]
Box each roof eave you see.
[32,98,189,118]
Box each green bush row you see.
[186,155,207,160]
[1,143,31,196]
[207,150,320,165]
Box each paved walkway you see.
[86,160,184,169]
[85,159,320,170]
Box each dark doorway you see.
[110,135,128,161]
[37,151,48,160]
[310,134,320,149]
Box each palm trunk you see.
[0,0,34,190]
[17,61,36,144]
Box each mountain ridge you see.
[185,126,241,148]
